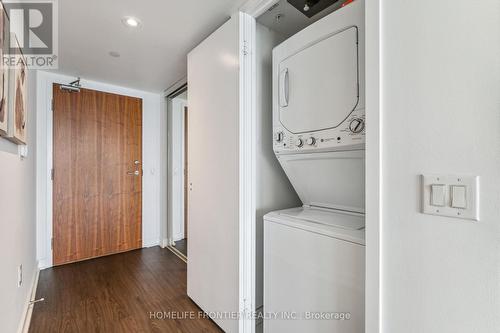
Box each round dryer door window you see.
[278,26,359,134]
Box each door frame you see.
[238,0,382,332]
[162,84,188,246]
[238,11,257,333]
[37,71,159,269]
[164,84,188,247]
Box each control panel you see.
[273,108,365,153]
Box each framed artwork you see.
[7,33,27,145]
[0,1,9,137]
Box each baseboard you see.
[38,258,49,270]
[142,239,160,248]
[172,233,185,242]
[17,265,40,333]
[160,238,170,248]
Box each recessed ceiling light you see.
[122,16,141,28]
[109,51,121,58]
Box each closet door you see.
[187,15,240,333]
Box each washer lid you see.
[264,207,366,245]
[278,26,359,134]
[278,207,365,230]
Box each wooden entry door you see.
[52,84,143,265]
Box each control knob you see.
[295,138,304,147]
[306,137,316,146]
[274,131,284,142]
[349,118,365,134]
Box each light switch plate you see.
[421,174,479,221]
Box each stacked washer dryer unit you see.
[263,1,365,333]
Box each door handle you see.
[279,68,289,107]
[127,170,140,176]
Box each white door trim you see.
[171,97,187,242]
[238,11,257,333]
[163,83,188,248]
[238,2,276,333]
[240,0,279,17]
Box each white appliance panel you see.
[273,0,365,154]
[278,26,359,134]
[277,150,365,213]
[264,216,365,333]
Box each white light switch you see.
[431,185,446,206]
[422,174,479,221]
[451,185,467,209]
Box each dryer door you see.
[278,26,359,134]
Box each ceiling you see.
[54,0,247,93]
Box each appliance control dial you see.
[349,118,365,133]
[274,131,284,142]
[295,138,304,147]
[306,137,316,145]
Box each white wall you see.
[380,1,500,332]
[36,71,163,268]
[0,72,38,333]
[255,23,300,311]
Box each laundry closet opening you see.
[166,86,188,260]
[254,0,366,332]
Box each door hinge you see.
[51,238,53,250]
[51,99,54,111]
[242,40,249,56]
[51,168,54,181]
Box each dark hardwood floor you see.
[29,247,222,333]
[174,239,187,257]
